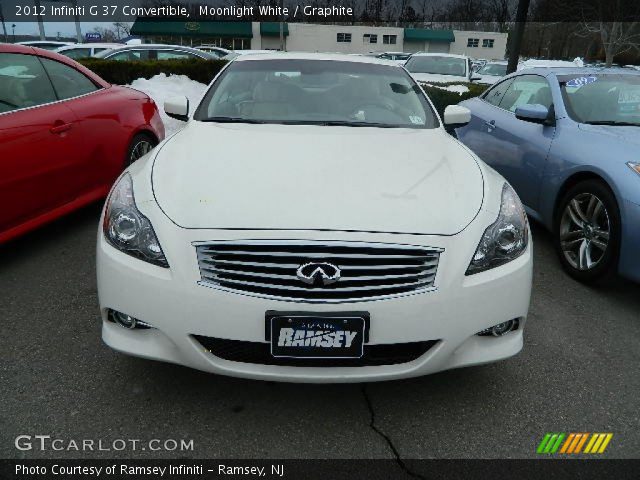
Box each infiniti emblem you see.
[296,262,341,286]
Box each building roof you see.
[260,22,289,37]
[131,20,253,38]
[403,29,455,43]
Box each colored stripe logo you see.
[537,433,613,454]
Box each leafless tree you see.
[488,0,513,32]
[582,21,639,66]
[568,0,640,66]
[94,26,118,42]
[113,22,132,39]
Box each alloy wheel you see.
[559,193,610,270]
[129,140,153,163]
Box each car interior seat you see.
[1,77,24,110]
[500,87,522,111]
[531,86,553,109]
[242,80,296,119]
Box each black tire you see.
[124,133,157,167]
[553,179,620,284]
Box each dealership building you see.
[130,21,508,60]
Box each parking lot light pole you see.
[507,0,531,74]
[72,0,82,42]
[0,3,7,43]
[35,0,46,40]
[44,0,83,42]
[279,0,285,51]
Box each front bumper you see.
[97,213,532,383]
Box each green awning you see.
[403,29,455,42]
[260,22,289,37]
[131,20,253,38]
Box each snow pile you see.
[421,83,470,95]
[127,73,207,136]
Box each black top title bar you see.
[2,0,640,23]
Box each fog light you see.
[107,309,152,330]
[113,311,137,329]
[477,319,518,337]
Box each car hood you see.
[409,73,469,84]
[577,123,640,146]
[152,122,484,235]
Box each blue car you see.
[456,68,640,283]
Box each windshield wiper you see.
[314,120,399,128]
[200,118,400,128]
[584,120,640,127]
[200,116,268,124]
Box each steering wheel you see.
[0,99,18,108]
[350,99,395,116]
[235,99,254,116]
[349,99,406,124]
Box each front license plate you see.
[269,314,366,359]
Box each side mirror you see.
[515,104,550,124]
[443,105,471,128]
[470,73,482,82]
[164,96,189,121]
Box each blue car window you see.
[500,75,552,112]
[482,77,514,107]
[559,74,640,125]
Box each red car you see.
[0,44,164,244]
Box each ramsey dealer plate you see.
[266,311,370,359]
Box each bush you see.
[420,82,488,116]
[78,58,228,85]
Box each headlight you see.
[628,162,640,177]
[103,174,169,268]
[466,183,528,275]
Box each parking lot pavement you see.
[1,204,639,461]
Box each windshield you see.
[61,48,92,59]
[194,59,439,128]
[560,74,640,125]
[94,49,116,58]
[404,56,467,77]
[478,63,507,76]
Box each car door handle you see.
[50,121,73,134]
[484,120,496,131]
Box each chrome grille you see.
[195,241,441,302]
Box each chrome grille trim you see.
[195,240,442,303]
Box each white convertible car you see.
[97,53,532,382]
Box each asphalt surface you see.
[1,204,639,463]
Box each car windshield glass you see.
[94,49,116,58]
[61,48,92,59]
[478,64,507,76]
[194,59,439,128]
[559,74,640,125]
[404,56,467,77]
